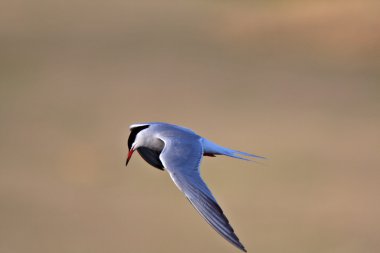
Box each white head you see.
[126,124,150,166]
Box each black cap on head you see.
[127,125,150,150]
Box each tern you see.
[126,122,263,252]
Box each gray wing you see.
[137,147,164,170]
[159,136,247,252]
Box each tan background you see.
[1,0,379,252]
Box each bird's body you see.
[126,122,263,252]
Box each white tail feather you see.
[202,138,265,161]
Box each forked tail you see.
[202,138,265,161]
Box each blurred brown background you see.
[1,0,379,252]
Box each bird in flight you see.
[126,122,263,252]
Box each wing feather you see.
[159,137,247,252]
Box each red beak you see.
[126,148,135,166]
